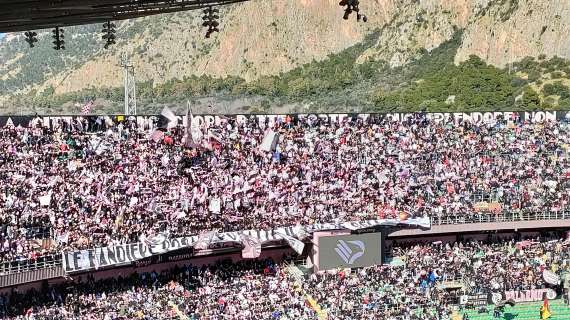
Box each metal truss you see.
[120,53,137,115]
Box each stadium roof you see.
[0,0,249,33]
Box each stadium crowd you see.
[2,235,568,319]
[0,113,569,262]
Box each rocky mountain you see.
[0,0,568,114]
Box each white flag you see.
[161,106,178,129]
[259,130,279,152]
[194,230,218,250]
[4,118,14,127]
[57,232,69,244]
[38,192,52,206]
[209,197,221,213]
[276,232,305,255]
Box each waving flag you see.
[241,235,261,259]
[150,130,165,143]
[184,104,195,148]
[259,129,279,152]
[541,294,552,319]
[159,106,178,129]
[276,232,305,255]
[183,101,205,149]
[81,100,94,115]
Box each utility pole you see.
[508,40,512,75]
[120,53,136,115]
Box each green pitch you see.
[460,300,570,320]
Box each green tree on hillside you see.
[519,86,541,110]
[542,81,570,99]
[3,28,570,114]
[371,55,516,112]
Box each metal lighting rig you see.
[202,6,220,38]
[102,21,117,49]
[24,31,38,48]
[339,0,367,22]
[52,27,65,50]
[0,0,251,33]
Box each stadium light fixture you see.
[24,31,38,48]
[339,0,367,23]
[52,27,65,50]
[202,6,220,38]
[102,21,116,49]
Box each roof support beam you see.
[0,0,250,33]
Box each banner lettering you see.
[1,111,568,130]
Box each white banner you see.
[5,110,565,131]
[62,217,430,273]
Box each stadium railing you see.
[0,211,567,284]
[0,254,63,287]
[430,210,570,225]
[0,254,61,275]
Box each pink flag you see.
[241,235,261,259]
[126,177,136,194]
[81,100,94,115]
[150,130,165,143]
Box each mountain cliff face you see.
[0,0,568,107]
[456,0,570,66]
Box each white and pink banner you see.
[62,216,430,273]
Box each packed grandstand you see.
[1,112,568,260]
[0,236,567,319]
[0,111,569,319]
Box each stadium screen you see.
[315,232,383,271]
